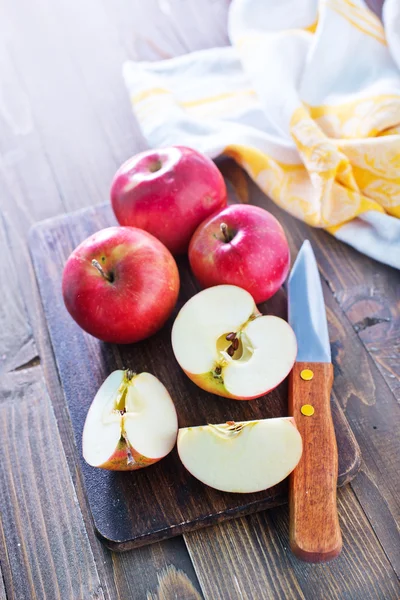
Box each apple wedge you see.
[178,418,302,493]
[82,370,178,470]
[171,285,297,400]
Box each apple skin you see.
[62,226,179,344]
[189,205,290,304]
[97,436,158,471]
[110,146,227,255]
[185,352,295,401]
[188,371,236,400]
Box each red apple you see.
[188,205,290,304]
[110,146,227,255]
[62,226,179,344]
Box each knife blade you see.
[287,240,342,562]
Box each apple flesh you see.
[110,146,227,255]
[82,370,178,470]
[178,418,302,493]
[189,204,290,304]
[171,285,297,400]
[62,226,179,344]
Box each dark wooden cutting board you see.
[29,203,361,551]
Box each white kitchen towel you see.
[123,0,400,269]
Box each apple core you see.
[171,285,297,400]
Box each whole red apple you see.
[62,226,180,344]
[188,205,290,304]
[110,146,227,255]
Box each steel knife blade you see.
[288,240,331,363]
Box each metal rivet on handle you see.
[300,369,314,381]
[301,404,315,417]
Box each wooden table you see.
[0,1,399,598]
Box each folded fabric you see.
[123,0,400,269]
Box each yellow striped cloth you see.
[124,0,400,268]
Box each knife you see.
[287,240,342,562]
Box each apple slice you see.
[178,418,302,493]
[171,285,297,400]
[82,370,178,470]
[178,417,303,494]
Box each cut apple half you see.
[171,285,297,399]
[178,418,302,493]
[82,370,178,470]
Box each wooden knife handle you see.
[288,362,342,562]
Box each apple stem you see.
[149,159,162,173]
[91,259,113,282]
[220,222,230,243]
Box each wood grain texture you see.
[289,362,342,563]
[0,566,6,600]
[146,566,202,600]
[313,237,400,400]
[186,485,400,600]
[0,368,105,600]
[0,194,105,598]
[29,204,359,550]
[0,0,209,595]
[0,0,396,596]
[0,214,37,377]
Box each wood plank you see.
[186,486,400,600]
[101,0,230,60]
[0,203,106,599]
[0,565,6,600]
[0,214,37,376]
[0,368,105,600]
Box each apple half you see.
[171,285,297,400]
[178,418,302,493]
[82,370,178,470]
